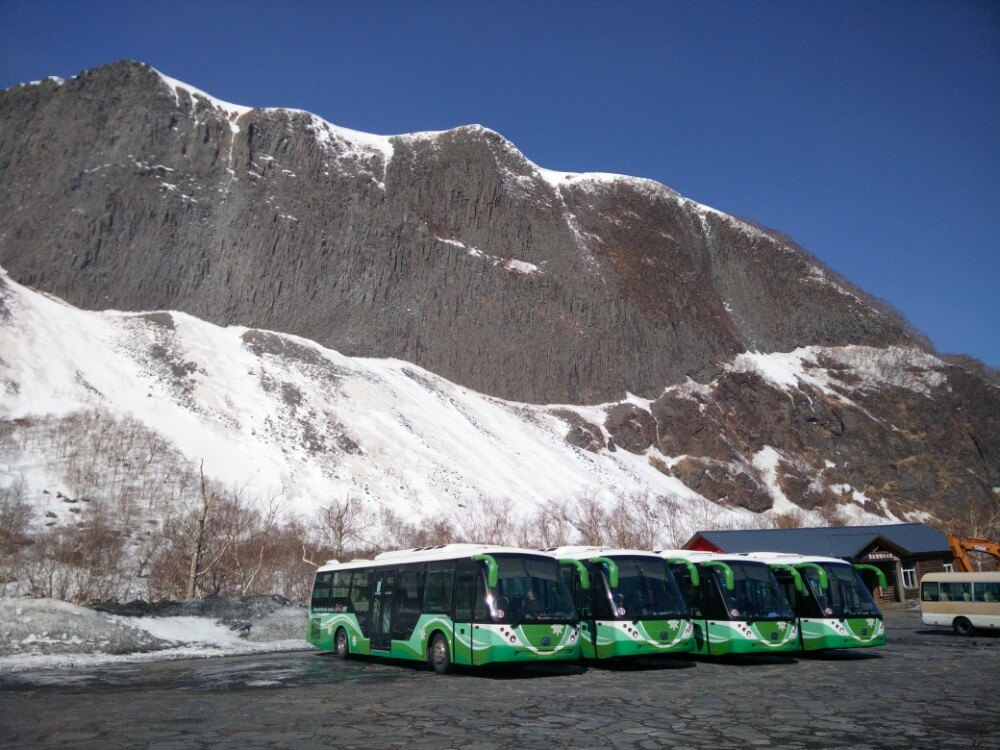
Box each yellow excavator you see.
[947,535,1000,572]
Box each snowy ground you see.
[0,597,311,672]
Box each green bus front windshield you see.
[802,565,881,618]
[606,557,689,619]
[714,562,794,621]
[488,555,576,624]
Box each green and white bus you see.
[308,544,580,673]
[546,547,695,659]
[658,550,799,655]
[744,552,886,651]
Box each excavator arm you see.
[947,534,1000,573]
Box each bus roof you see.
[740,552,851,566]
[544,546,663,561]
[317,543,554,573]
[921,571,1000,583]
[653,549,770,565]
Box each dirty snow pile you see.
[0,597,310,672]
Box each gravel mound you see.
[90,594,304,633]
[0,598,169,657]
[0,596,309,669]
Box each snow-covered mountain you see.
[0,269,725,525]
[0,61,996,541]
[3,268,991,534]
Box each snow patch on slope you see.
[751,447,800,516]
[0,268,713,525]
[434,237,541,275]
[729,346,948,399]
[154,69,252,134]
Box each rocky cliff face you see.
[1,61,996,526]
[2,269,995,525]
[0,61,916,404]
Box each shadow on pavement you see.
[585,657,696,672]
[687,654,800,666]
[798,650,883,661]
[455,662,590,680]
[316,651,590,679]
[914,628,1000,639]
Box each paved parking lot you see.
[1,609,998,749]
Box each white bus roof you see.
[921,571,1000,583]
[653,549,769,565]
[741,552,852,566]
[544,546,663,561]
[317,544,554,573]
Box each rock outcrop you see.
[566,348,999,521]
[0,61,917,404]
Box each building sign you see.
[861,551,899,562]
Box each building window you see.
[901,568,917,589]
[943,563,954,573]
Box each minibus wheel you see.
[334,627,350,658]
[953,617,975,637]
[428,633,451,674]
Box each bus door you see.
[673,563,709,654]
[452,570,476,666]
[370,569,396,651]
[564,563,596,658]
[699,567,731,655]
[471,573,492,665]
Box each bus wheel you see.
[334,628,350,658]
[428,633,451,674]
[953,617,976,637]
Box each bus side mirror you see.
[473,554,499,588]
[558,559,590,589]
[704,561,735,590]
[663,557,699,586]
[795,562,828,589]
[771,564,806,593]
[592,557,619,588]
[853,564,887,589]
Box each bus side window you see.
[921,582,939,602]
[775,572,799,610]
[331,572,352,612]
[591,564,614,619]
[974,582,1000,602]
[424,563,455,613]
[349,570,372,632]
[312,572,333,611]
[671,566,702,618]
[454,573,474,622]
[702,571,727,619]
[941,582,973,602]
[473,574,489,622]
[393,566,425,640]
[570,567,591,618]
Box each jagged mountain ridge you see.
[0,61,996,527]
[0,60,918,404]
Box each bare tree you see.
[459,497,514,545]
[184,462,230,599]
[318,495,373,559]
[568,492,609,546]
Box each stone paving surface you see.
[1,610,998,749]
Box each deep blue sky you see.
[2,2,997,365]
